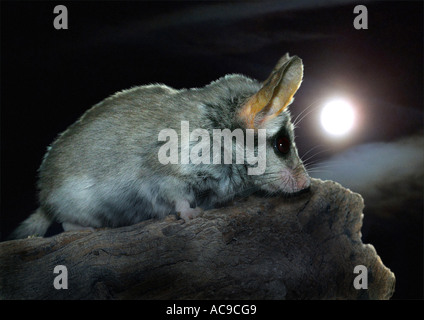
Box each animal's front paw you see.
[175,200,204,223]
[178,206,204,223]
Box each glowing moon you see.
[320,99,355,136]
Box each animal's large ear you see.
[270,52,292,74]
[239,54,303,129]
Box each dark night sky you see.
[1,1,423,299]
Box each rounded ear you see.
[239,54,303,129]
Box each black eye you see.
[275,136,290,155]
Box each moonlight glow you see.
[320,99,355,136]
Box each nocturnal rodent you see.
[10,53,311,239]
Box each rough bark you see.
[0,179,395,299]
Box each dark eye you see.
[275,136,290,155]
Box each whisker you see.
[292,100,317,127]
[306,168,333,174]
[302,149,331,165]
[300,145,324,161]
[304,160,333,170]
[309,160,346,168]
[292,98,325,128]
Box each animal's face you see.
[248,112,310,195]
[264,122,310,194]
[236,53,310,195]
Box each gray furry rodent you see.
[10,53,310,239]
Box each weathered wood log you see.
[0,179,395,299]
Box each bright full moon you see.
[320,99,355,136]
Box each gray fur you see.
[11,54,310,239]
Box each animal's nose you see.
[297,174,311,191]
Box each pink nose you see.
[297,175,311,190]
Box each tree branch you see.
[0,179,395,299]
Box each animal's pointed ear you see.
[271,52,291,74]
[239,54,303,129]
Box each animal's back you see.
[38,84,185,228]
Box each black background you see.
[1,1,423,299]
